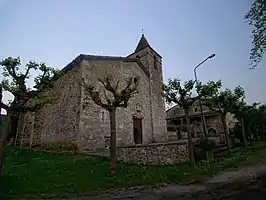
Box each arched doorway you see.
[208,128,217,137]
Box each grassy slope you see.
[1,141,266,199]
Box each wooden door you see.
[133,118,143,144]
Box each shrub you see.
[167,125,187,132]
[195,138,216,151]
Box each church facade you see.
[17,35,167,151]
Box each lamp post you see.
[194,54,216,138]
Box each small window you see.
[100,111,105,122]
[194,107,198,112]
[136,103,141,112]
[153,55,157,69]
[133,77,138,84]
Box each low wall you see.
[116,137,220,165]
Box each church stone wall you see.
[17,64,82,146]
[128,48,167,142]
[77,59,153,151]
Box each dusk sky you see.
[0,0,265,113]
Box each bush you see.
[167,125,187,132]
[195,138,216,151]
[230,123,244,142]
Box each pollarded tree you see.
[82,75,139,175]
[163,78,221,166]
[198,85,245,154]
[0,57,61,177]
[245,0,266,68]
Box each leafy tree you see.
[245,0,266,68]
[82,75,139,175]
[0,57,60,177]
[257,104,266,135]
[240,103,260,141]
[198,84,245,154]
[245,103,266,139]
[163,78,220,166]
[232,101,249,149]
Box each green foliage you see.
[196,80,222,97]
[167,124,187,132]
[35,141,78,152]
[198,82,245,115]
[231,123,245,142]
[163,78,196,110]
[0,57,61,113]
[34,64,62,90]
[233,101,266,131]
[164,78,222,112]
[245,0,266,68]
[195,138,216,151]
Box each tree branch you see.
[98,76,119,100]
[82,79,110,111]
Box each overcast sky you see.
[0,0,265,114]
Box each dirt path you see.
[63,163,266,200]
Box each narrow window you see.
[133,118,143,144]
[153,55,157,70]
[101,111,104,121]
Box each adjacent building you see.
[166,101,226,138]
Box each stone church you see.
[17,34,167,151]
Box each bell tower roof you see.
[134,34,151,53]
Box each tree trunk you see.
[185,111,196,167]
[255,126,260,140]
[241,118,248,150]
[0,141,4,178]
[109,108,117,175]
[248,126,253,145]
[221,114,231,155]
[0,112,11,178]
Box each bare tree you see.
[82,75,139,175]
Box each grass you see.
[1,141,266,199]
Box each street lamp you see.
[193,54,216,138]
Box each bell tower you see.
[127,34,167,142]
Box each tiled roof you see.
[62,54,125,72]
[135,34,151,52]
[61,54,150,78]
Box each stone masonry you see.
[112,137,220,165]
[16,34,168,151]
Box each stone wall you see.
[128,47,167,142]
[17,63,82,146]
[115,137,220,165]
[78,58,154,151]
